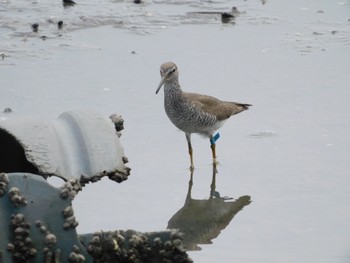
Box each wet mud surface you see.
[1,0,350,262]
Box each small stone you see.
[3,107,12,113]
[58,20,64,29]
[31,23,39,32]
[63,0,76,6]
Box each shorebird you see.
[156,62,251,170]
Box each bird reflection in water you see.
[167,165,251,251]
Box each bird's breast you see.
[164,93,219,136]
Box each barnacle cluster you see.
[68,245,85,263]
[109,114,124,137]
[150,230,192,263]
[8,187,27,207]
[35,219,60,262]
[43,248,61,263]
[0,172,9,196]
[80,167,131,185]
[86,230,192,263]
[8,213,37,261]
[108,169,130,183]
[108,113,131,182]
[59,179,82,200]
[87,230,126,261]
[45,233,57,248]
[62,206,79,230]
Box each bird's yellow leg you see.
[210,143,217,164]
[210,164,217,198]
[189,147,194,171]
[210,136,218,166]
[186,134,195,171]
[187,142,195,171]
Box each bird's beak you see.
[156,76,165,94]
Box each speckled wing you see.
[183,92,251,121]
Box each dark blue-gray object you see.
[0,173,89,262]
[0,173,192,262]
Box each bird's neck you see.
[164,81,183,98]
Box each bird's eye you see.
[165,67,176,77]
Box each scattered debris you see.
[3,107,12,113]
[188,6,243,24]
[221,13,235,24]
[58,20,64,29]
[63,0,76,7]
[31,23,39,33]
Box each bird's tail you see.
[238,103,252,110]
[229,102,252,116]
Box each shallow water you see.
[1,0,350,262]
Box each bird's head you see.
[156,62,178,94]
